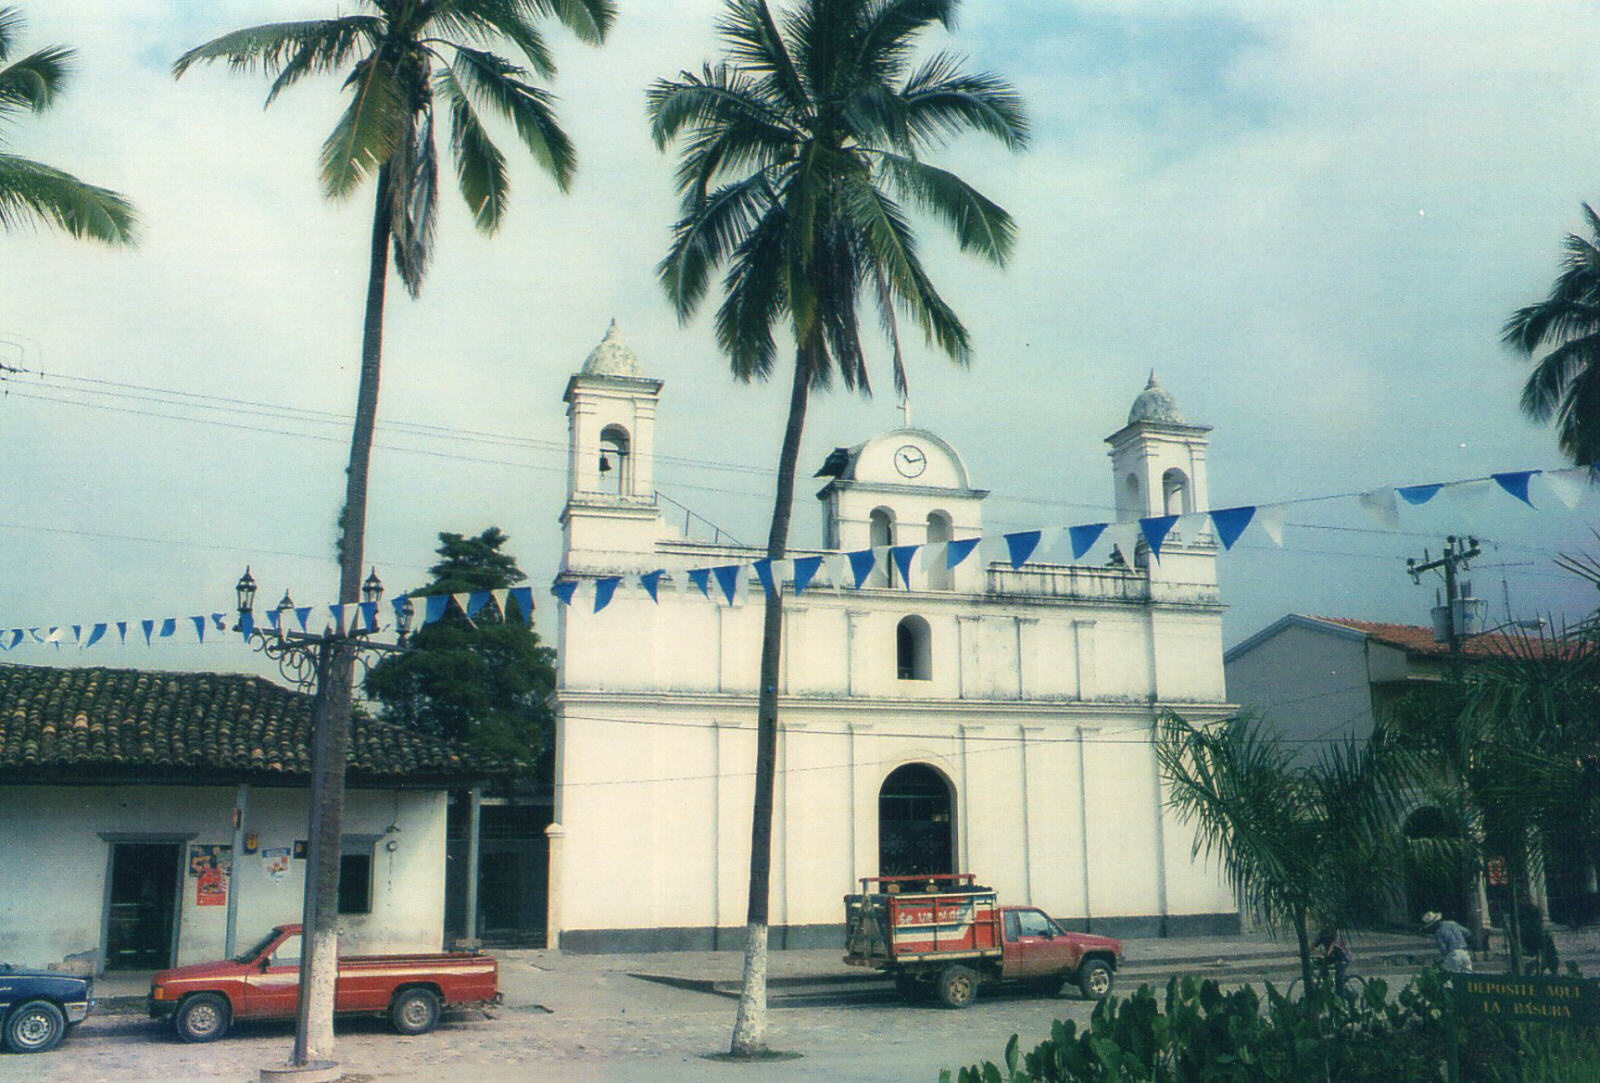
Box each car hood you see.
[1069,932,1124,954]
[152,959,245,984]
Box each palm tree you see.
[1156,711,1417,1001]
[0,7,135,243]
[173,0,614,1063]
[648,0,1027,1056]
[1503,203,1600,466]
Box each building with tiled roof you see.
[0,662,480,785]
[0,663,483,975]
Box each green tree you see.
[1156,711,1416,1001]
[173,0,613,1063]
[1503,203,1600,466]
[647,0,1027,1056]
[364,528,555,775]
[0,7,135,243]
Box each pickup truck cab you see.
[0,967,93,1053]
[844,874,1122,1008]
[148,925,499,1042]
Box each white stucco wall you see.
[1224,620,1378,745]
[0,784,447,971]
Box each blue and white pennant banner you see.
[549,462,1598,611]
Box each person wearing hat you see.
[1422,911,1473,973]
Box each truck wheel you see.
[1077,960,1114,1001]
[936,965,979,1009]
[174,993,231,1043]
[3,1000,66,1053]
[391,986,442,1035]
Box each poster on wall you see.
[189,845,231,907]
[261,846,291,884]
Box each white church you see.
[546,324,1238,952]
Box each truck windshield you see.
[236,929,282,964]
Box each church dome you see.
[1128,371,1184,425]
[580,319,642,377]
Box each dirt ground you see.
[0,951,1108,1083]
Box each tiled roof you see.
[0,663,482,785]
[1307,617,1572,661]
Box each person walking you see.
[1422,911,1474,973]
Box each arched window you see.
[897,615,931,680]
[1162,468,1190,516]
[925,511,953,590]
[869,507,895,587]
[1124,472,1143,515]
[599,425,630,495]
[878,763,954,877]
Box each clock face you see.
[893,444,928,478]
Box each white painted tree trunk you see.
[729,922,768,1056]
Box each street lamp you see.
[234,569,411,1074]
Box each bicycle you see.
[1285,962,1367,1003]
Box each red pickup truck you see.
[844,874,1122,1008]
[148,925,499,1042]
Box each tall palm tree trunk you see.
[730,346,813,1058]
[292,163,394,1066]
[1293,905,1315,1005]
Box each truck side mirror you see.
[258,955,272,972]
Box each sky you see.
[3,0,1598,682]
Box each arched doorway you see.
[879,763,954,877]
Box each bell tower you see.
[561,321,665,564]
[1104,372,1216,584]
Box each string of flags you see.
[550,462,1600,614]
[0,586,536,653]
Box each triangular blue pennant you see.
[391,596,408,627]
[639,570,665,604]
[86,623,107,648]
[239,612,254,639]
[191,616,205,642]
[712,565,741,605]
[847,549,876,588]
[329,604,347,633]
[752,559,777,598]
[423,595,449,626]
[891,544,920,587]
[946,537,981,569]
[793,555,823,594]
[7,629,21,649]
[266,608,282,632]
[1140,515,1180,560]
[1492,470,1538,508]
[688,568,712,597]
[294,606,312,631]
[1208,506,1255,551]
[211,613,227,631]
[551,580,578,607]
[0,632,8,651]
[466,591,492,619]
[593,577,621,613]
[358,601,378,631]
[1004,530,1042,569]
[1068,523,1108,560]
[507,586,534,621]
[71,625,82,645]
[1397,484,1442,506]
[159,618,176,638]
[141,620,154,645]
[116,622,127,644]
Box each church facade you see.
[547,324,1238,952]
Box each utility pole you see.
[1407,535,1481,680]
[1405,535,1485,949]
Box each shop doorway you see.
[105,842,181,970]
[878,763,955,877]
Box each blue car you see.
[0,966,94,1054]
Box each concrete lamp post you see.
[235,567,413,1083]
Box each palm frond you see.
[715,0,810,112]
[712,202,789,380]
[447,45,574,191]
[318,54,408,199]
[0,7,20,64]
[437,66,509,231]
[428,0,556,78]
[523,0,618,46]
[852,0,954,89]
[874,150,1014,262]
[388,106,439,297]
[173,19,382,82]
[660,171,775,318]
[0,152,137,243]
[0,44,69,116]
[647,63,796,155]
[901,53,1030,151]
